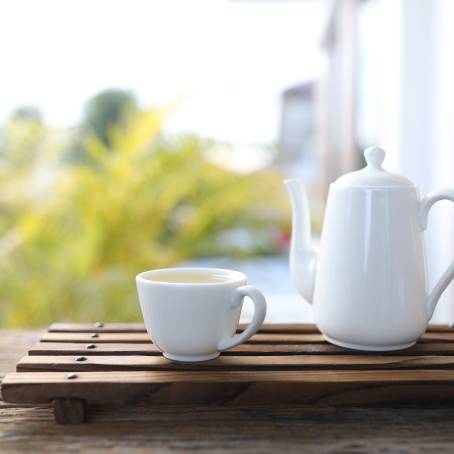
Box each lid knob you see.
[364,146,385,169]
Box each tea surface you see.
[145,272,234,284]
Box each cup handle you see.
[217,285,267,351]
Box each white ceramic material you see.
[285,146,454,351]
[136,267,267,362]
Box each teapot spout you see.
[284,179,317,304]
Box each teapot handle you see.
[419,189,454,320]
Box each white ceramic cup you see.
[136,267,267,362]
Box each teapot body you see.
[314,185,428,350]
[286,146,454,351]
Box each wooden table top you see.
[2,328,454,453]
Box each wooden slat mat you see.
[3,322,454,424]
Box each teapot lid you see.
[333,147,415,189]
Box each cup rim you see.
[135,267,247,286]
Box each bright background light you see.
[0,0,325,144]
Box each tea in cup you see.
[136,267,267,362]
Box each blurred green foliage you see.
[0,98,288,326]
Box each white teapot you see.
[285,146,454,351]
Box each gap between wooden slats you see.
[16,354,454,372]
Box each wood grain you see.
[48,322,321,333]
[5,370,454,407]
[6,327,454,451]
[0,329,42,378]
[16,354,454,372]
[4,403,454,454]
[40,331,454,345]
[40,332,326,344]
[53,398,86,424]
[9,322,454,427]
[49,322,147,333]
[28,341,454,356]
[48,322,454,333]
[8,369,454,385]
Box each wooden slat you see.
[16,354,454,372]
[28,341,454,356]
[8,322,454,418]
[43,333,158,343]
[5,370,454,407]
[420,332,454,342]
[10,322,454,426]
[48,322,320,334]
[8,369,454,384]
[49,323,147,333]
[39,331,454,344]
[47,323,454,334]
[29,342,333,356]
[40,332,325,344]
[422,324,454,332]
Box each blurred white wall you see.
[426,0,454,322]
[358,0,454,322]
